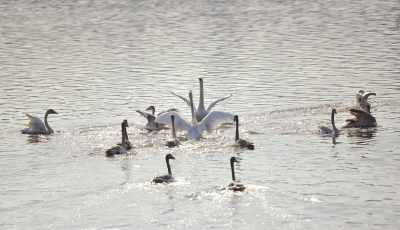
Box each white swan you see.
[342,106,377,128]
[106,121,128,156]
[155,90,234,140]
[233,115,254,150]
[355,90,376,110]
[152,154,175,183]
[227,157,245,191]
[136,110,169,131]
[319,109,339,135]
[21,109,58,134]
[168,78,234,122]
[146,105,179,116]
[166,115,180,147]
[117,120,133,149]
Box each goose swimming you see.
[227,157,245,191]
[319,109,339,135]
[342,106,377,128]
[21,109,58,135]
[117,120,133,149]
[136,110,169,131]
[106,121,128,156]
[355,90,376,110]
[166,115,180,147]
[168,78,233,122]
[233,115,254,150]
[155,90,234,140]
[146,106,179,116]
[152,154,176,183]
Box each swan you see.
[166,115,180,147]
[319,109,339,135]
[342,106,377,128]
[146,106,179,116]
[106,121,128,156]
[155,90,234,140]
[355,90,376,110]
[117,120,133,149]
[136,110,169,131]
[21,109,58,134]
[152,154,175,183]
[233,115,254,150]
[168,78,234,122]
[227,157,246,191]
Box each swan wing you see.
[25,113,46,131]
[136,110,156,121]
[362,92,376,101]
[167,90,193,110]
[206,90,234,112]
[198,111,234,133]
[155,111,192,132]
[319,125,333,134]
[349,108,376,122]
[157,108,179,115]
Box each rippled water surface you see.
[1,0,400,229]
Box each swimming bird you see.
[319,109,339,135]
[106,121,128,156]
[152,154,176,183]
[166,115,180,147]
[342,106,377,128]
[136,110,169,131]
[227,157,246,191]
[168,78,234,122]
[155,90,234,140]
[21,109,58,134]
[355,90,376,110]
[146,106,179,116]
[117,120,133,149]
[233,115,254,150]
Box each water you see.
[1,0,400,229]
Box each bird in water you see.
[106,121,128,156]
[146,105,179,116]
[155,90,234,140]
[166,115,180,147]
[152,154,176,183]
[21,109,58,135]
[233,115,254,150]
[168,78,234,122]
[136,109,169,131]
[342,105,377,128]
[319,109,339,135]
[226,157,246,191]
[355,90,376,110]
[117,119,133,149]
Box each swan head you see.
[233,115,238,122]
[199,77,203,82]
[146,106,155,115]
[47,109,58,114]
[332,109,337,114]
[123,119,129,127]
[166,153,175,160]
[231,156,239,164]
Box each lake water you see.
[1,0,400,229]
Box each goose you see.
[152,154,175,183]
[227,157,246,191]
[106,121,128,156]
[155,90,234,140]
[319,109,339,135]
[136,110,169,131]
[166,115,180,147]
[21,109,58,134]
[146,106,179,116]
[355,90,376,110]
[233,115,254,150]
[117,120,133,149]
[342,106,377,128]
[168,78,233,122]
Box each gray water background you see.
[1,0,400,229]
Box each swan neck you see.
[44,110,53,133]
[189,92,197,125]
[166,158,172,175]
[235,117,239,141]
[121,122,126,149]
[331,110,338,134]
[230,159,236,181]
[171,116,177,139]
[198,79,205,109]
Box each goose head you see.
[146,106,156,115]
[47,109,58,114]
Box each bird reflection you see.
[26,135,48,144]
